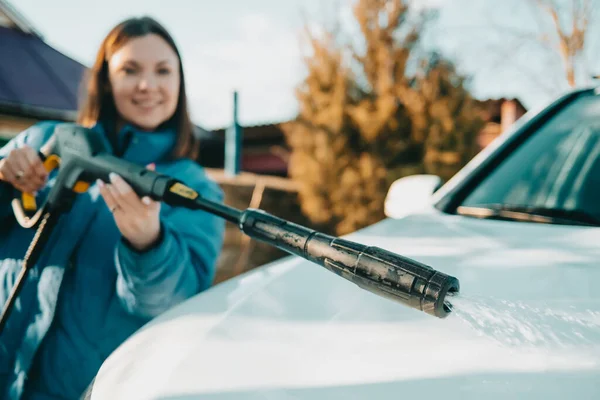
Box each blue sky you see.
[14,0,600,130]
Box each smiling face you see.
[107,33,181,131]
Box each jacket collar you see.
[92,120,178,165]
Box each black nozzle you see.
[310,237,460,318]
[421,270,460,318]
[239,209,460,318]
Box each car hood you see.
[91,210,600,400]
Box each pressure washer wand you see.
[1,124,459,336]
[165,189,460,317]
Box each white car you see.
[87,87,600,399]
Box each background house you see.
[0,0,86,146]
[477,98,527,148]
[207,122,290,176]
[207,97,528,179]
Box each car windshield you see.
[459,93,600,226]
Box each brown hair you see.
[77,16,198,160]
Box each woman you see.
[0,17,226,399]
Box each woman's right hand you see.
[0,145,48,194]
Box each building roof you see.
[212,121,290,142]
[207,122,290,175]
[0,23,87,120]
[0,0,43,37]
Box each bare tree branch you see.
[481,0,595,88]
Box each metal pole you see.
[225,91,242,176]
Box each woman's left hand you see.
[97,164,162,251]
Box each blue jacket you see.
[0,121,226,399]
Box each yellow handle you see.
[21,154,92,212]
[21,155,61,212]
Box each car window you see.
[461,94,600,221]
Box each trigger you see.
[20,154,61,213]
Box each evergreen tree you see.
[284,0,484,235]
[283,31,363,233]
[409,53,485,181]
[348,0,425,178]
